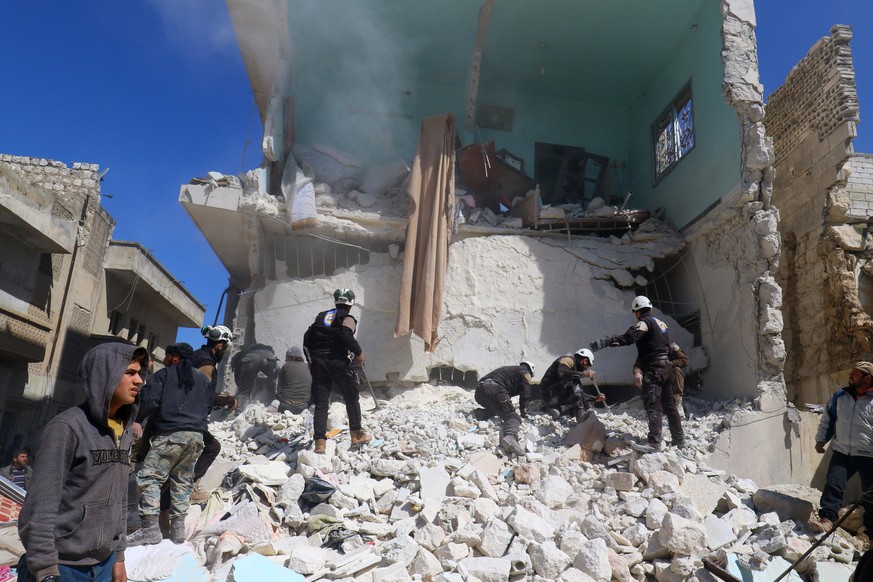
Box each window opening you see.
[653,84,694,182]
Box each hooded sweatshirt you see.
[19,343,139,580]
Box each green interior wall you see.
[626,1,742,228]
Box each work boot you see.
[189,481,209,505]
[808,515,834,534]
[351,430,372,447]
[313,439,326,454]
[127,514,162,546]
[170,517,187,544]
[500,435,526,456]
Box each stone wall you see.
[846,154,873,220]
[713,0,784,404]
[765,25,864,405]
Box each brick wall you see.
[0,496,22,523]
[847,154,873,219]
[0,154,101,215]
[765,25,869,405]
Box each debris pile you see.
[125,387,862,581]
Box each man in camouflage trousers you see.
[128,343,213,545]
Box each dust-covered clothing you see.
[475,366,532,438]
[304,308,364,441]
[136,432,204,519]
[18,343,139,581]
[231,344,279,401]
[135,364,214,435]
[192,346,219,389]
[277,360,312,410]
[611,315,684,446]
[539,356,596,414]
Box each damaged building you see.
[0,154,205,443]
[180,0,813,485]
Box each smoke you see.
[147,0,237,59]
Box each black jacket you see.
[136,364,214,435]
[612,314,672,366]
[479,366,531,412]
[304,308,362,362]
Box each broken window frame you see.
[652,82,695,184]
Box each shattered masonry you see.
[765,25,866,406]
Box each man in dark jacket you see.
[595,295,684,452]
[473,362,534,456]
[0,449,31,491]
[128,342,212,545]
[18,342,148,582]
[230,343,279,404]
[539,348,602,421]
[303,288,371,454]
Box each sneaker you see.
[500,435,526,456]
[808,516,834,533]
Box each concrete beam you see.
[0,169,76,254]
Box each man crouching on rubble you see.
[809,361,873,547]
[472,362,535,456]
[539,349,603,422]
[18,342,148,582]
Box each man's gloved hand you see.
[590,338,615,351]
[633,369,643,389]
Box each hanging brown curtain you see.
[395,113,457,352]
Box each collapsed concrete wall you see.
[765,25,866,406]
[246,232,695,386]
[846,153,873,220]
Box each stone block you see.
[419,466,451,504]
[810,561,854,582]
[573,538,611,581]
[529,540,572,579]
[679,473,728,516]
[466,452,502,477]
[478,518,513,557]
[659,513,707,557]
[535,475,574,508]
[649,471,681,496]
[604,471,637,492]
[286,545,328,575]
[458,557,511,582]
[563,414,607,460]
[752,484,820,523]
[703,514,737,550]
[507,505,555,543]
[409,547,444,581]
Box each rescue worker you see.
[594,295,684,452]
[472,362,535,456]
[539,348,603,421]
[303,289,371,454]
[230,343,280,404]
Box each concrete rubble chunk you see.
[573,538,612,581]
[529,540,573,579]
[658,513,707,556]
[229,553,304,582]
[535,475,574,508]
[703,514,737,550]
[458,556,511,582]
[752,484,821,523]
[478,518,514,557]
[604,471,637,492]
[563,412,607,461]
[508,505,556,543]
[409,547,444,581]
[632,452,684,484]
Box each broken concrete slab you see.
[752,484,820,523]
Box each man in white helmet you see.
[471,362,535,456]
[595,295,684,452]
[303,289,371,454]
[539,349,603,422]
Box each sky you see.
[1,1,871,349]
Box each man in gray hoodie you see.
[18,342,148,582]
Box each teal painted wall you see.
[626,1,741,228]
[292,81,627,185]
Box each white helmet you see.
[202,324,234,343]
[574,348,594,365]
[631,295,653,312]
[520,361,536,377]
[334,288,356,306]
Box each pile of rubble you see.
[125,386,862,581]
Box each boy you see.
[18,342,148,582]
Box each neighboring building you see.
[183,1,810,484]
[0,154,204,447]
[765,26,871,407]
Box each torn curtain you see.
[395,113,457,352]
